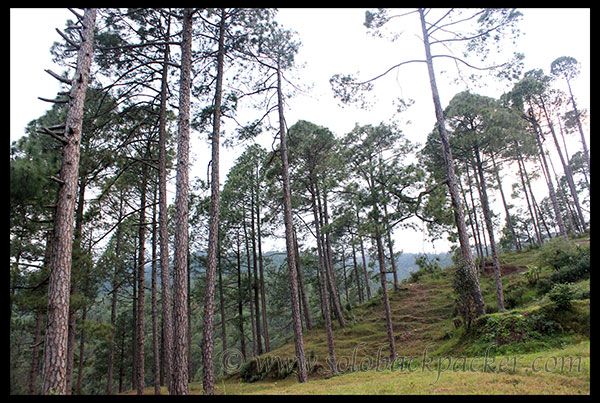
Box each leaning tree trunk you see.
[516,150,543,246]
[540,99,586,232]
[472,148,505,312]
[529,108,568,240]
[41,8,96,395]
[172,7,193,395]
[418,8,485,317]
[277,59,308,383]
[565,78,590,176]
[202,7,225,396]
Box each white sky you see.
[10,8,590,254]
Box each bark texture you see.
[277,62,308,383]
[41,9,96,395]
[202,8,226,395]
[172,7,193,395]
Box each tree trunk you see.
[375,227,397,361]
[242,215,257,357]
[516,151,543,246]
[151,185,161,394]
[277,60,308,383]
[341,249,349,305]
[235,231,246,361]
[541,99,586,232]
[118,327,125,393]
[383,203,399,291]
[41,9,96,395]
[202,8,225,395]
[250,189,262,355]
[316,184,346,328]
[75,234,92,395]
[356,207,371,300]
[310,184,337,375]
[218,247,227,353]
[157,14,174,394]
[565,78,590,175]
[132,245,138,389]
[135,161,148,395]
[530,109,568,240]
[256,179,270,352]
[459,169,484,270]
[490,154,520,250]
[293,229,313,330]
[66,176,87,395]
[29,312,43,395]
[350,233,363,304]
[473,148,505,312]
[172,7,193,396]
[418,8,485,317]
[107,195,123,394]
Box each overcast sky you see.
[10,8,590,254]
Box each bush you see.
[536,237,578,271]
[452,261,477,329]
[536,278,554,295]
[547,283,575,310]
[522,264,541,285]
[548,246,590,284]
[409,254,443,283]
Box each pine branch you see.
[44,69,72,85]
[67,8,84,22]
[38,96,69,104]
[56,28,80,49]
[37,127,68,144]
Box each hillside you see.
[128,236,590,395]
[224,237,590,394]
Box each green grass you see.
[207,341,589,395]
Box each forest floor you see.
[126,236,590,395]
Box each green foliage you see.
[536,237,578,271]
[409,254,443,283]
[451,262,477,330]
[548,246,590,284]
[547,283,575,311]
[522,264,540,285]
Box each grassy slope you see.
[127,237,590,395]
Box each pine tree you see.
[40,8,97,395]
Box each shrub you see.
[522,264,540,285]
[536,237,578,271]
[452,261,477,330]
[536,278,554,295]
[547,283,575,311]
[548,246,590,284]
[409,254,443,283]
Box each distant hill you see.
[261,249,453,284]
